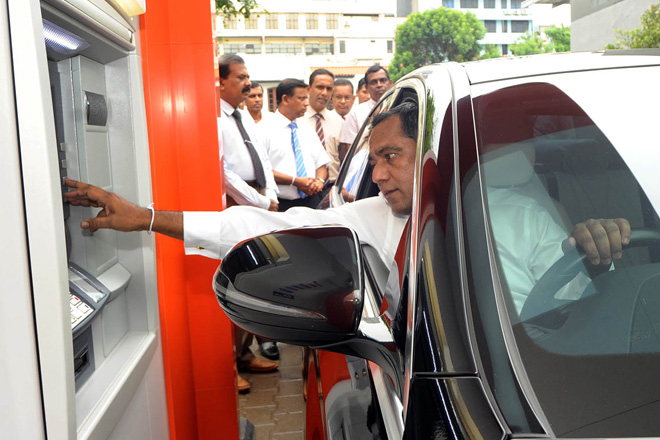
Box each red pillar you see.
[139,2,238,439]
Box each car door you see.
[304,79,427,440]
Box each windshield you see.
[468,65,660,437]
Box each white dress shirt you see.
[219,99,278,209]
[340,99,377,145]
[487,187,589,314]
[261,111,331,200]
[183,193,409,269]
[300,107,344,181]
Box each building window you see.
[266,14,278,29]
[265,43,301,54]
[443,0,455,7]
[223,17,237,29]
[339,40,346,54]
[267,87,277,112]
[460,0,478,8]
[502,20,508,32]
[501,0,507,7]
[245,43,261,54]
[511,20,529,32]
[245,16,258,30]
[305,42,333,55]
[510,0,522,7]
[484,20,496,32]
[326,14,338,30]
[306,14,318,30]
[286,13,299,30]
[387,40,393,53]
[223,43,262,54]
[223,43,241,54]
[484,0,495,8]
[502,44,508,55]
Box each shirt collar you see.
[220,99,238,117]
[274,110,295,127]
[305,106,327,119]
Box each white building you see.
[416,0,534,55]
[216,0,407,110]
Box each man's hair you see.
[334,78,354,93]
[218,54,245,80]
[249,81,262,91]
[309,68,334,86]
[364,64,389,85]
[357,77,366,91]
[276,78,308,105]
[371,101,418,141]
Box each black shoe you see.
[259,341,280,360]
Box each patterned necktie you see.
[314,113,325,147]
[232,110,267,189]
[289,121,307,198]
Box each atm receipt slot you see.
[69,262,110,338]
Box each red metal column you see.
[139,2,238,439]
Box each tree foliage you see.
[215,0,259,18]
[545,25,571,52]
[606,2,660,49]
[479,44,501,59]
[389,7,486,81]
[511,31,552,56]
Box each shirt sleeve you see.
[340,110,359,145]
[224,164,273,210]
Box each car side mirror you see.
[213,226,364,346]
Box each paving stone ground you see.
[238,341,306,440]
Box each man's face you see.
[366,69,392,102]
[369,115,416,215]
[356,84,370,104]
[309,74,334,113]
[220,62,251,109]
[282,86,309,120]
[245,86,263,114]
[332,84,354,118]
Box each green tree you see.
[545,25,571,52]
[511,31,552,56]
[216,0,259,18]
[389,7,486,81]
[479,43,501,59]
[606,2,660,49]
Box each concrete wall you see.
[571,0,655,51]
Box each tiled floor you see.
[238,341,306,440]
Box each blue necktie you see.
[289,121,307,198]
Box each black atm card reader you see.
[69,262,110,338]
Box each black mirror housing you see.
[213,226,364,346]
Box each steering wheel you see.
[519,228,660,321]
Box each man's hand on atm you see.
[64,178,184,240]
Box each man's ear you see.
[219,77,226,90]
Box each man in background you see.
[298,69,344,182]
[339,65,393,161]
[331,78,354,120]
[355,77,370,104]
[245,81,273,125]
[217,54,279,393]
[262,78,330,211]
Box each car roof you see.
[451,49,660,85]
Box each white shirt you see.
[261,111,331,200]
[300,107,344,181]
[252,110,276,125]
[487,188,588,314]
[183,193,409,268]
[340,99,377,145]
[219,99,278,209]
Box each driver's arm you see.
[563,218,631,266]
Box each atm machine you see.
[1,0,169,438]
